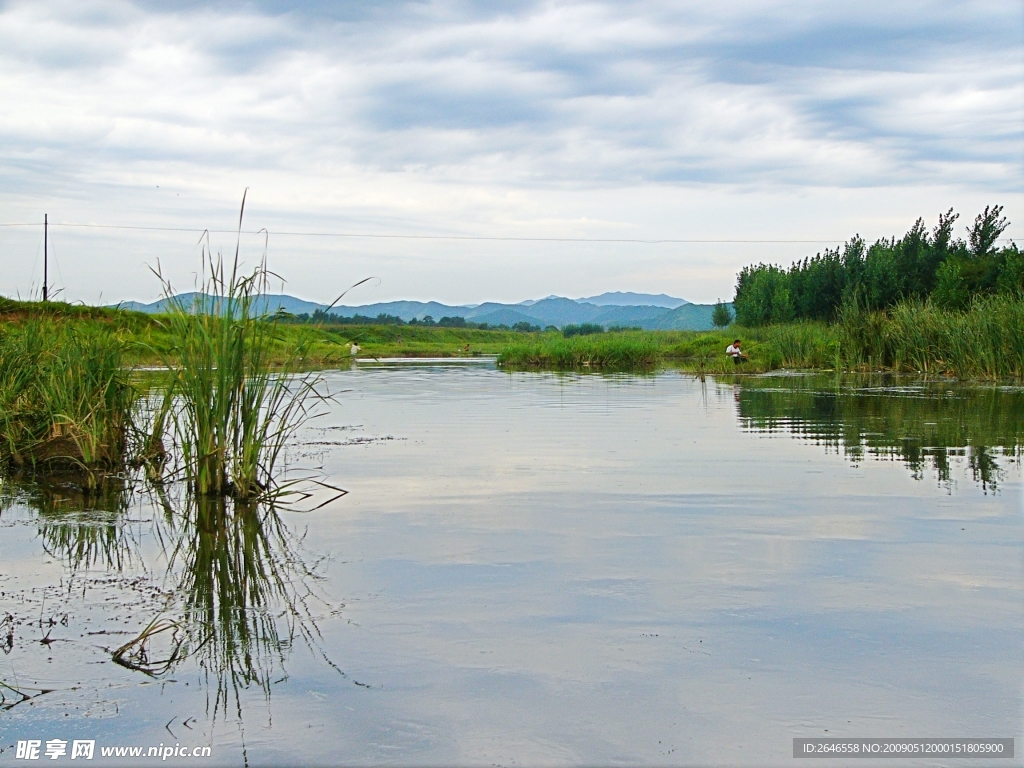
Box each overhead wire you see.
[0,220,1015,244]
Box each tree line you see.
[285,310,544,332]
[732,206,1021,326]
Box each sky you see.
[0,0,1021,306]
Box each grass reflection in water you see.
[731,375,1024,490]
[1,475,342,721]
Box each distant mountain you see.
[575,292,688,308]
[112,292,728,331]
[113,293,330,316]
[645,303,723,331]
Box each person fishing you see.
[725,339,747,364]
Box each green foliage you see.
[711,300,733,328]
[0,319,137,476]
[499,331,658,369]
[562,323,605,337]
[733,206,1016,325]
[153,251,322,499]
[733,265,794,325]
[996,244,1024,295]
[837,294,1024,378]
[932,258,970,310]
[968,205,1009,258]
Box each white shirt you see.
[726,344,741,357]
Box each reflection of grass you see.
[0,472,137,571]
[0,679,52,711]
[143,493,333,717]
[733,375,1024,489]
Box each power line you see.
[0,221,846,243]
[0,220,1014,244]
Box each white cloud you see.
[0,0,1020,304]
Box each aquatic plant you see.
[838,294,1024,378]
[152,201,323,499]
[499,331,659,369]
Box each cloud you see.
[0,0,1020,304]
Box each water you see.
[2,366,1022,766]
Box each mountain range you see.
[114,291,727,331]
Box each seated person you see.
[725,339,747,364]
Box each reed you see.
[152,213,322,499]
[498,331,660,369]
[838,294,1024,378]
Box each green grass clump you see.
[498,331,660,369]
[0,318,137,475]
[154,253,321,499]
[839,294,1024,378]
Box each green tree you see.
[711,300,733,327]
[968,205,1009,258]
[933,259,970,310]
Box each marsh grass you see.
[498,331,660,369]
[839,294,1024,378]
[0,318,137,479]
[152,204,324,499]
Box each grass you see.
[0,317,138,477]
[498,332,661,369]
[839,294,1024,378]
[151,244,323,499]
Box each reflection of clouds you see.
[3,368,1021,763]
[292,368,1022,761]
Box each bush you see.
[562,323,604,337]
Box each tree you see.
[711,300,733,327]
[968,205,1009,258]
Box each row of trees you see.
[732,206,1021,326]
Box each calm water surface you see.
[1,366,1022,766]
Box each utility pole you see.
[43,213,48,301]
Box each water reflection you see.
[1,473,332,721]
[731,376,1024,490]
[0,472,138,571]
[154,494,327,717]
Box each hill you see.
[112,293,726,330]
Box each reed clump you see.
[498,331,660,369]
[0,319,137,476]
[838,294,1024,378]
[153,251,322,500]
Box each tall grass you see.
[839,294,1024,378]
[498,331,660,369]
[0,319,136,476]
[153,215,322,499]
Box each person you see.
[349,342,361,356]
[725,339,747,364]
[396,333,402,346]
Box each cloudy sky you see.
[0,0,1020,306]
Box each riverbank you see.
[3,293,1022,378]
[498,295,1024,379]
[0,297,524,366]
